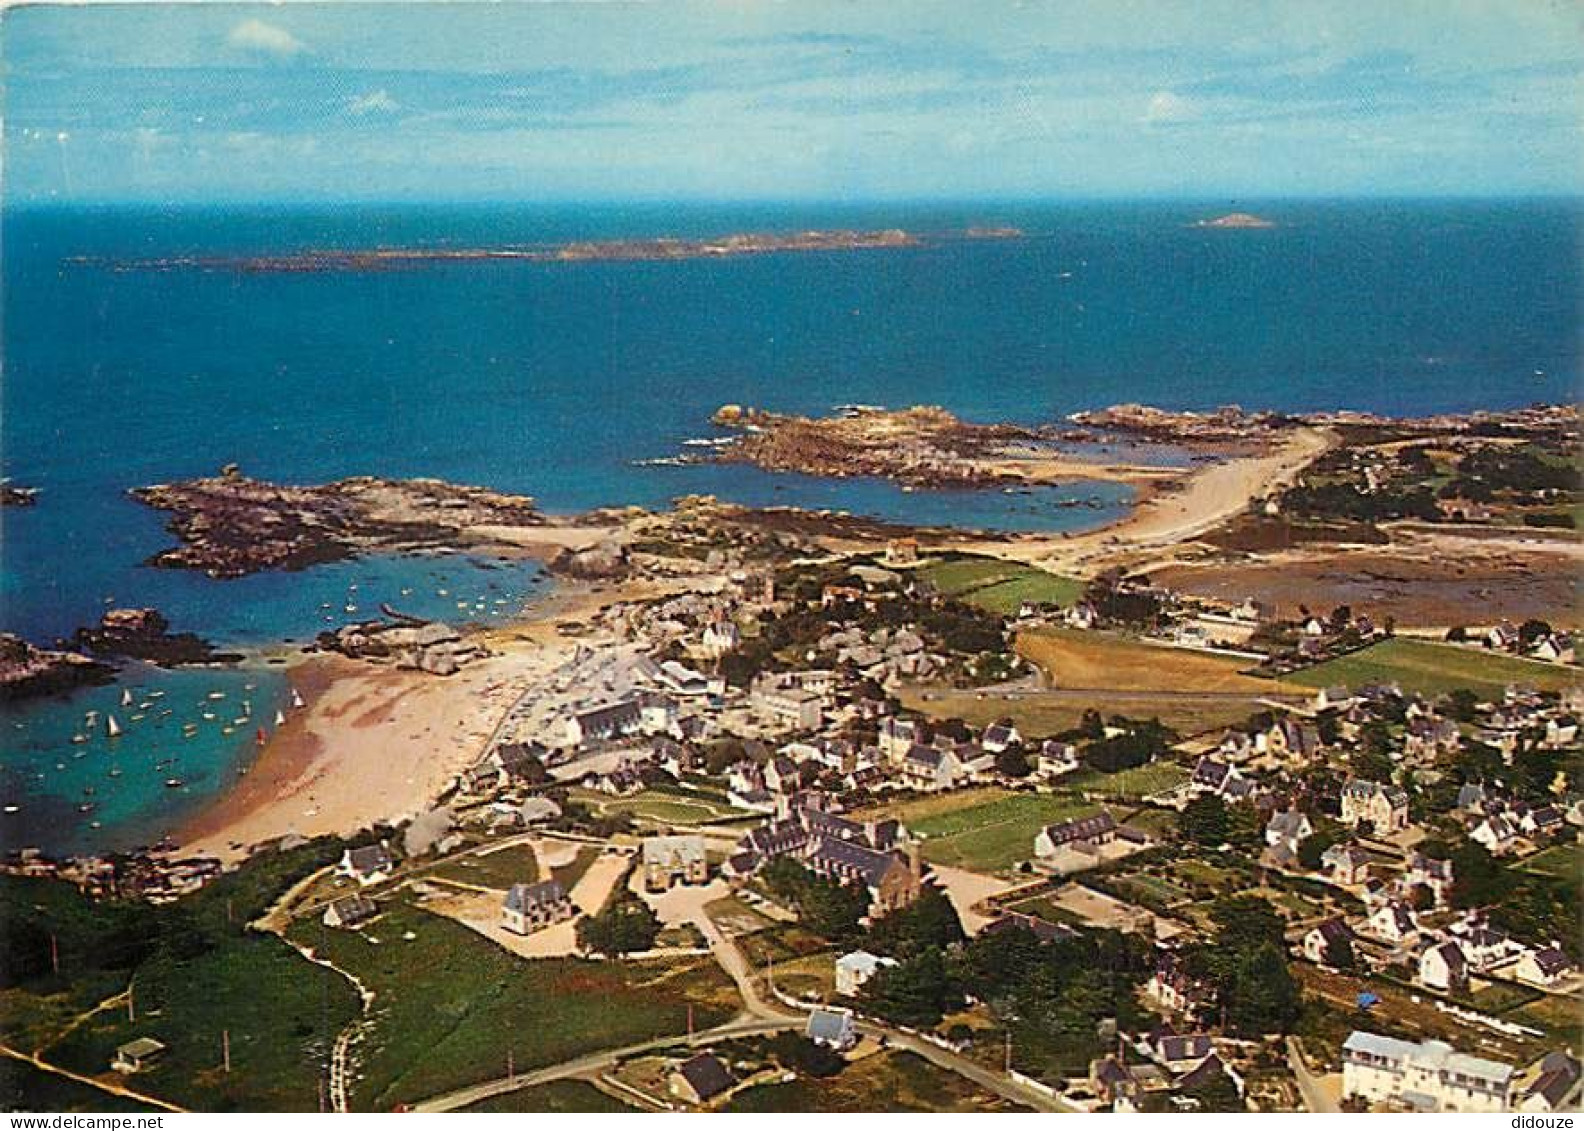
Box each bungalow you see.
[901,743,960,792]
[1303,918,1355,966]
[1151,1031,1214,1072]
[1471,813,1522,855]
[1367,901,1419,944]
[805,1008,858,1051]
[502,879,573,935]
[1034,811,1119,861]
[1265,809,1314,855]
[835,950,898,997]
[981,718,1022,755]
[1340,780,1410,833]
[1404,853,1455,905]
[641,834,708,892]
[1419,939,1470,993]
[1516,947,1575,988]
[1322,843,1372,885]
[111,1038,167,1074]
[669,1052,735,1106]
[564,697,643,746]
[322,893,378,929]
[1516,1051,1583,1113]
[338,842,395,886]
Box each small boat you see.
[344,604,358,614]
[90,821,101,829]
[77,803,95,814]
[221,726,235,735]
[105,715,122,738]
[243,682,256,691]
[232,717,248,727]
[291,689,306,709]
[202,711,216,720]
[108,768,122,778]
[71,733,89,745]
[148,690,165,699]
[256,727,267,746]
[207,691,226,700]
[121,689,134,707]
[130,714,145,722]
[3,804,19,814]
[274,709,286,727]
[164,778,184,789]
[241,700,251,716]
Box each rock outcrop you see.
[317,617,484,676]
[132,470,545,579]
[0,634,115,702]
[548,540,631,580]
[72,608,240,667]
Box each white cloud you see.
[347,89,400,116]
[227,18,305,57]
[1142,90,1196,124]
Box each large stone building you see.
[641,834,708,892]
[1342,1031,1513,1112]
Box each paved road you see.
[1286,1036,1339,1113]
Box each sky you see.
[4,0,1582,203]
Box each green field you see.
[1517,843,1583,881]
[285,899,739,1110]
[573,786,747,827]
[431,844,541,890]
[1105,872,1191,911]
[460,1080,638,1112]
[902,791,1101,874]
[919,556,1083,614]
[0,1059,162,1113]
[1067,760,1190,799]
[1290,638,1580,698]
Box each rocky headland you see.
[71,607,241,666]
[131,468,546,578]
[0,635,115,702]
[708,403,1178,489]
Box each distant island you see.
[1194,212,1277,229]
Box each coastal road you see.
[0,1044,187,1114]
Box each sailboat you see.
[274,709,287,727]
[291,688,306,709]
[121,688,133,707]
[105,714,122,738]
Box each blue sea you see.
[2,198,1579,853]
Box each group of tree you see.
[1174,896,1302,1036]
[1082,718,1176,773]
[1081,572,1165,628]
[576,896,662,957]
[760,858,869,944]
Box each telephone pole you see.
[222,1029,231,1074]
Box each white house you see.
[1419,940,1470,993]
[1342,1031,1512,1112]
[1515,947,1575,988]
[835,949,898,997]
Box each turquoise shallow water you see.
[2,198,1578,853]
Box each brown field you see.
[898,687,1259,738]
[1151,544,1581,629]
[1015,629,1303,695]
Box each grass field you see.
[573,786,746,827]
[1289,638,1580,699]
[1017,629,1301,695]
[285,899,739,1111]
[0,1060,162,1113]
[919,556,1083,614]
[1067,760,1190,798]
[898,688,1256,740]
[724,1051,1028,1113]
[1105,872,1191,910]
[871,789,1100,875]
[431,844,541,890]
[1517,843,1583,880]
[460,1080,637,1112]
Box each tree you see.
[763,859,868,943]
[1518,619,1554,648]
[1178,795,1229,846]
[1225,942,1301,1035]
[576,897,661,957]
[995,744,1033,779]
[1448,840,1512,909]
[1323,933,1356,972]
[862,946,959,1028]
[1184,1067,1244,1112]
[866,887,964,959]
[766,1032,846,1078]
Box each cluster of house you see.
[1032,809,1152,873]
[1342,1031,1580,1113]
[1480,622,1575,665]
[1088,1028,1245,1113]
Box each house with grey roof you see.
[322,893,378,929]
[337,842,395,886]
[1342,1030,1513,1112]
[805,1008,857,1050]
[501,879,572,935]
[641,834,708,892]
[669,1051,735,1105]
